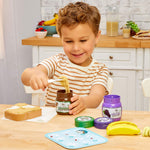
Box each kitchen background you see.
[41,0,150,34]
[0,0,150,107]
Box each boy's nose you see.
[73,43,80,51]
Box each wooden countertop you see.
[22,35,150,48]
[0,104,150,150]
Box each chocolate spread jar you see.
[56,90,73,115]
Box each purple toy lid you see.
[104,95,120,103]
[94,117,113,129]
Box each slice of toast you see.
[4,103,42,121]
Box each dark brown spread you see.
[56,90,73,115]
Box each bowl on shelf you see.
[37,26,57,36]
[35,31,47,38]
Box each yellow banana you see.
[107,121,138,130]
[49,23,56,26]
[107,121,141,135]
[43,18,56,26]
[53,13,58,18]
[43,14,58,26]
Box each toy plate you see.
[45,127,108,149]
[132,35,150,40]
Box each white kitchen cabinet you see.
[108,70,136,110]
[28,46,150,111]
[93,48,145,111]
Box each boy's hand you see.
[69,95,87,115]
[30,69,48,90]
[21,65,49,91]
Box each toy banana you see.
[142,127,150,137]
[43,13,58,26]
[106,121,141,135]
[49,23,56,26]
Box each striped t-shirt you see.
[40,53,109,106]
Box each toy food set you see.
[102,95,122,121]
[106,121,141,135]
[142,127,150,137]
[4,103,42,121]
[45,127,108,149]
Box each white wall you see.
[41,0,150,35]
[0,0,41,104]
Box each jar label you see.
[56,101,70,113]
[102,107,122,119]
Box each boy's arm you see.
[21,65,48,90]
[83,84,106,108]
[69,84,106,115]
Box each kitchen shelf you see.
[22,35,150,48]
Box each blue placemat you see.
[45,127,108,149]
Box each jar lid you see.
[104,95,120,103]
[94,117,113,129]
[106,5,118,14]
[75,116,94,128]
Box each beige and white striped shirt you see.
[40,53,109,106]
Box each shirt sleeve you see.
[92,64,110,94]
[39,54,59,78]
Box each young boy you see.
[21,2,109,115]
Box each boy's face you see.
[61,23,100,67]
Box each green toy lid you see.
[75,116,94,128]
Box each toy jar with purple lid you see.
[102,95,122,121]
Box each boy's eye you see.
[65,41,72,43]
[80,40,87,42]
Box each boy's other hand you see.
[69,95,86,115]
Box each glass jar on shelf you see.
[123,24,131,38]
[106,5,119,36]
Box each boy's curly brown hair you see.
[56,2,101,37]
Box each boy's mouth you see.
[72,53,84,57]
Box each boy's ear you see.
[95,30,101,44]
